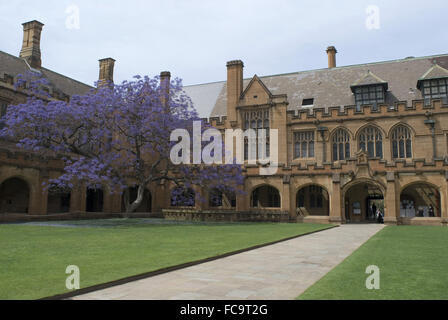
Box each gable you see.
[240,75,272,106]
[417,64,448,89]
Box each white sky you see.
[1,0,447,89]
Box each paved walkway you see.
[73,224,384,300]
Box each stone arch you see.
[387,122,415,139]
[330,126,354,140]
[342,178,386,222]
[0,177,30,213]
[342,178,386,196]
[250,184,281,208]
[399,181,441,217]
[296,183,329,216]
[354,123,386,141]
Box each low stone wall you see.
[162,209,290,223]
[0,211,162,223]
[298,215,332,224]
[398,217,447,226]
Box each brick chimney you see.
[326,46,337,69]
[98,58,115,87]
[226,60,244,122]
[160,71,171,108]
[20,20,44,69]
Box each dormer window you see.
[353,85,385,106]
[417,64,448,105]
[420,79,448,104]
[351,70,388,111]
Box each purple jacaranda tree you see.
[1,72,244,215]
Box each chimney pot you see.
[20,20,44,69]
[326,46,337,68]
[160,71,171,78]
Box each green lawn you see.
[0,219,331,300]
[298,226,448,300]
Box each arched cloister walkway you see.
[343,180,384,223]
[296,184,329,216]
[400,183,441,217]
[250,185,281,208]
[0,177,30,213]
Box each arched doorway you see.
[296,185,329,216]
[251,185,280,208]
[344,181,384,222]
[47,190,71,214]
[400,183,441,217]
[86,188,104,212]
[121,186,152,212]
[0,177,30,213]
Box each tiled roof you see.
[0,50,92,97]
[182,53,448,117]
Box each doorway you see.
[344,181,384,223]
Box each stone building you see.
[2,20,448,226]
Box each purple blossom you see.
[1,72,244,213]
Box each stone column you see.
[384,172,398,225]
[109,193,122,213]
[69,185,84,213]
[39,176,48,215]
[29,170,47,215]
[329,173,343,224]
[282,175,291,216]
[442,172,448,225]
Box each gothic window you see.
[243,109,270,160]
[294,131,315,158]
[391,125,412,159]
[359,126,383,158]
[332,128,350,161]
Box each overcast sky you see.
[1,0,447,89]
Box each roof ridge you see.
[185,52,448,87]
